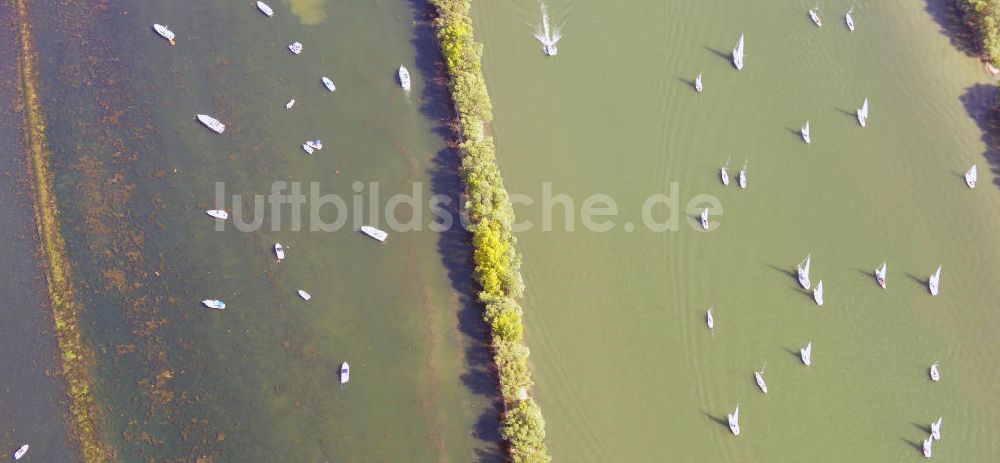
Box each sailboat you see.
[721,158,731,186]
[738,160,748,189]
[340,362,350,384]
[928,265,941,296]
[800,341,812,366]
[931,417,942,441]
[695,73,703,92]
[754,365,768,394]
[930,362,940,382]
[700,208,709,230]
[809,5,823,27]
[802,120,812,144]
[14,445,28,460]
[797,253,812,290]
[922,436,933,458]
[845,6,855,31]
[875,261,887,289]
[727,405,741,435]
[274,243,285,261]
[813,280,824,306]
[706,307,715,329]
[966,164,978,188]
[733,34,745,71]
[857,98,869,127]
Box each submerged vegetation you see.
[428,0,551,461]
[956,0,1000,68]
[13,0,108,460]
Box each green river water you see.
[4,0,1000,461]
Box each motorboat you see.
[289,41,303,54]
[14,445,28,460]
[285,99,295,109]
[298,290,312,301]
[930,362,940,382]
[399,65,411,91]
[700,208,709,230]
[813,280,824,306]
[340,362,350,384]
[706,308,714,329]
[797,253,812,290]
[153,24,176,45]
[302,144,314,155]
[534,2,561,56]
[695,73,703,92]
[802,120,811,144]
[733,34,745,70]
[257,1,274,17]
[875,261,887,289]
[206,209,228,219]
[202,299,226,310]
[929,266,941,296]
[322,76,336,92]
[306,139,323,150]
[800,341,812,366]
[727,405,741,436]
[274,243,285,261]
[361,225,388,242]
[966,164,977,188]
[196,114,225,133]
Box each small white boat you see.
[361,225,388,242]
[153,24,176,45]
[302,143,315,155]
[340,361,350,384]
[202,299,226,310]
[966,164,977,188]
[695,73,703,93]
[399,65,411,91]
[845,7,855,31]
[875,261,887,289]
[289,41,303,54]
[929,265,941,296]
[706,307,714,329]
[727,405,741,436]
[298,289,312,301]
[800,341,812,366]
[322,76,336,92]
[922,436,932,458]
[797,253,812,290]
[813,280,824,306]
[256,1,274,17]
[930,362,940,382]
[857,98,869,127]
[206,209,228,220]
[196,114,226,134]
[733,33,745,71]
[931,417,942,441]
[14,445,28,460]
[738,160,748,189]
[754,367,768,394]
[285,99,295,109]
[802,120,812,144]
[809,7,823,27]
[274,243,285,261]
[535,2,561,56]
[700,208,709,230]
[306,139,323,150]
[721,158,731,186]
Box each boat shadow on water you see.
[905,272,927,288]
[912,422,932,435]
[781,347,801,361]
[678,77,697,91]
[703,46,731,63]
[900,437,923,452]
[960,83,1000,190]
[766,263,797,282]
[409,0,504,460]
[699,410,730,430]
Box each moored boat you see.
[322,76,336,92]
[845,7,855,31]
[727,405,741,436]
[289,41,303,54]
[202,299,226,310]
[966,164,977,188]
[306,139,323,150]
[929,265,941,296]
[930,362,940,382]
[298,289,312,301]
[706,307,714,329]
[857,98,869,127]
[285,99,295,109]
[809,6,822,27]
[14,445,28,460]
[256,1,274,17]
[361,225,388,242]
[399,65,411,91]
[931,417,942,441]
[153,24,176,45]
[797,253,812,290]
[206,209,228,219]
[875,261,887,289]
[721,158,731,186]
[733,34,745,70]
[738,160,747,189]
[800,341,812,366]
[274,243,285,261]
[754,367,768,394]
[196,114,226,133]
[302,143,314,155]
[813,280,824,306]
[340,362,350,384]
[802,120,811,144]
[700,208,709,230]
[695,73,703,92]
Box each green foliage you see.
[492,307,524,342]
[957,0,1000,67]
[501,399,551,463]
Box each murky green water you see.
[476,0,1000,461]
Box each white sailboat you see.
[965,164,977,188]
[322,76,336,92]
[196,114,226,133]
[875,261,887,289]
[857,98,869,127]
[695,73,703,92]
[733,34,745,71]
[297,289,312,301]
[256,1,274,17]
[809,5,823,27]
[706,307,715,329]
[754,365,768,394]
[813,280,824,306]
[922,436,933,458]
[800,341,812,366]
[929,265,941,296]
[930,362,940,382]
[931,417,942,441]
[727,405,741,436]
[399,65,411,91]
[285,99,295,109]
[802,120,812,144]
[14,445,28,460]
[361,225,388,242]
[700,208,709,230]
[340,362,350,384]
[797,253,812,290]
[274,243,285,261]
[153,24,176,45]
[288,41,303,54]
[206,209,228,220]
[721,157,731,186]
[738,160,748,189]
[845,6,855,31]
[202,299,226,310]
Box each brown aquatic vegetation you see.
[12,0,110,459]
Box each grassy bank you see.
[13,0,109,460]
[427,1,551,461]
[956,0,1000,68]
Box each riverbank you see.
[427,1,550,461]
[12,0,107,460]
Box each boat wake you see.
[533,2,563,56]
